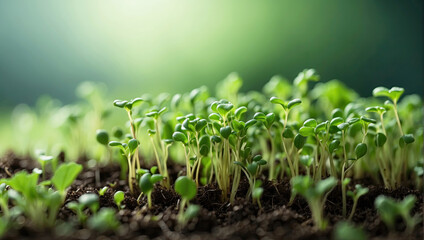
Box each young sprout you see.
[290,176,337,230]
[139,172,164,208]
[333,221,367,240]
[112,98,144,191]
[270,97,302,178]
[234,155,267,203]
[51,162,83,200]
[87,208,119,233]
[174,176,199,226]
[252,180,264,209]
[372,87,404,135]
[146,107,171,189]
[347,184,369,220]
[335,117,369,218]
[108,138,140,194]
[67,193,99,224]
[113,191,125,210]
[37,154,54,180]
[98,186,108,196]
[375,195,420,233]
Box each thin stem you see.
[393,101,404,136]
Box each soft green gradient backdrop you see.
[0,0,422,107]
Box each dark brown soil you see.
[0,151,423,240]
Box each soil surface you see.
[0,151,423,240]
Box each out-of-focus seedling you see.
[347,184,369,220]
[375,195,421,233]
[290,176,337,230]
[113,191,125,210]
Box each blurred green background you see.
[0,0,422,107]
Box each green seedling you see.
[174,176,199,226]
[290,176,337,230]
[113,191,125,210]
[234,154,267,204]
[347,184,369,220]
[373,87,404,135]
[252,180,264,209]
[36,154,54,180]
[112,98,144,192]
[98,186,108,196]
[138,172,163,208]
[87,208,119,233]
[375,195,420,233]
[67,193,99,224]
[333,221,367,240]
[270,97,302,179]
[108,138,140,194]
[51,162,83,200]
[0,167,76,229]
[146,107,172,189]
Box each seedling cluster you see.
[0,70,422,237]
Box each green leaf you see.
[294,69,320,87]
[208,113,221,121]
[128,139,140,154]
[316,177,337,195]
[52,162,83,193]
[79,193,99,208]
[287,99,302,110]
[247,162,258,176]
[145,111,158,118]
[220,126,232,139]
[147,129,157,136]
[355,143,367,159]
[130,98,144,108]
[150,174,164,184]
[113,191,124,207]
[183,204,200,220]
[195,119,208,132]
[372,87,390,98]
[217,103,234,117]
[235,106,247,119]
[299,126,315,137]
[99,186,108,196]
[253,112,266,121]
[233,161,245,168]
[299,155,313,167]
[174,176,197,201]
[113,100,128,108]
[283,128,294,138]
[331,108,344,118]
[96,129,109,145]
[87,208,119,232]
[294,133,307,149]
[375,133,387,147]
[270,97,286,109]
[245,119,257,129]
[388,87,404,102]
[303,118,317,127]
[329,139,340,153]
[265,113,275,127]
[108,141,123,147]
[337,123,349,131]
[315,121,327,133]
[360,116,376,124]
[399,134,415,148]
[172,131,188,144]
[252,187,264,200]
[139,173,153,193]
[330,117,344,126]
